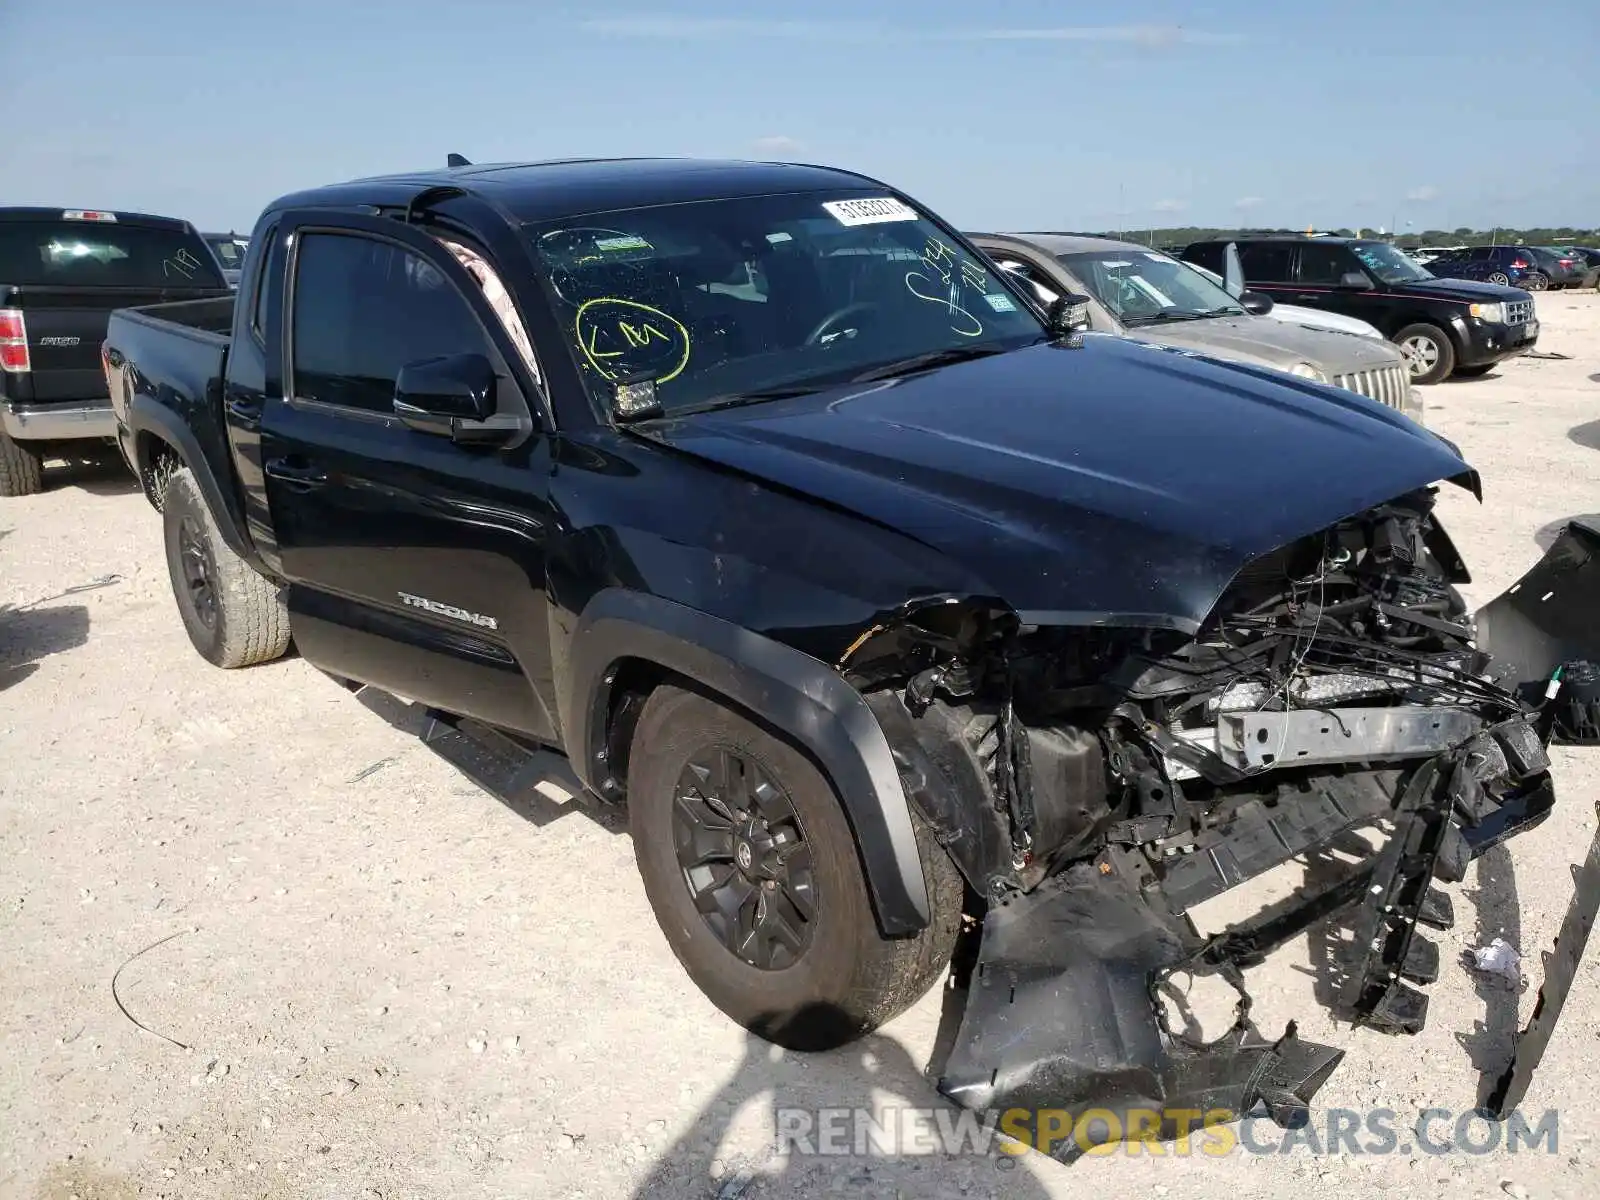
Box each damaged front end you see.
[849,503,1600,1158]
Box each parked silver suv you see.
[972,233,1423,424]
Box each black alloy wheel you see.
[673,746,816,970]
[178,512,219,632]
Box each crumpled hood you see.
[1135,314,1403,373]
[641,336,1475,631]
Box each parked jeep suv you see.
[1182,236,1538,384]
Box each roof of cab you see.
[0,206,195,229]
[978,232,1160,256]
[266,157,890,224]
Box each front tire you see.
[627,684,962,1051]
[1524,272,1548,291]
[1395,323,1456,385]
[161,467,290,668]
[0,433,45,497]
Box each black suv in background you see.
[1182,236,1539,385]
[0,207,229,495]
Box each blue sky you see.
[2,0,1595,234]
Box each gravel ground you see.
[3,296,1599,1200]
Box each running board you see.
[348,684,605,828]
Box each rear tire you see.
[1395,323,1456,385]
[1524,272,1548,291]
[0,433,45,497]
[1487,271,1511,286]
[161,467,290,668]
[627,684,963,1051]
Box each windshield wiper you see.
[851,344,1007,383]
[1122,311,1211,325]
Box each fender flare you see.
[127,398,258,567]
[563,588,932,936]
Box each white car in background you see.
[1185,261,1385,340]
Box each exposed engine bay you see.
[847,491,1600,1158]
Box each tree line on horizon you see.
[1091,226,1600,250]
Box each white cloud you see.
[1406,185,1440,202]
[751,135,805,157]
[1151,198,1187,214]
[577,16,1241,46]
[1234,195,1265,210]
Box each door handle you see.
[264,456,328,492]
[225,396,261,423]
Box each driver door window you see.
[290,232,502,416]
[1295,244,1355,286]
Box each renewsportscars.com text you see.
[775,1106,1561,1159]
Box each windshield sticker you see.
[903,236,985,337]
[821,197,919,226]
[594,235,652,252]
[984,293,1017,312]
[162,248,205,280]
[574,298,691,384]
[766,232,793,244]
[1143,252,1171,262]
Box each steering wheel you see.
[806,302,881,347]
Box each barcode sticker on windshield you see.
[985,293,1017,312]
[595,235,651,251]
[822,197,919,226]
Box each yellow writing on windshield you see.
[575,297,691,384]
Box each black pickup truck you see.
[102,157,1600,1156]
[0,207,229,495]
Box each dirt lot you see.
[4,297,1600,1199]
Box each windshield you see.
[0,220,226,289]
[524,192,1044,415]
[1349,241,1432,284]
[1055,249,1243,325]
[206,236,246,270]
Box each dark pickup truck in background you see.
[1181,235,1539,385]
[101,156,1600,1155]
[0,207,229,495]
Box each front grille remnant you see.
[1333,364,1409,410]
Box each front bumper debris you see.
[934,523,1600,1158]
[1486,799,1600,1118]
[938,857,1346,1159]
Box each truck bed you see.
[113,294,236,341]
[104,296,239,517]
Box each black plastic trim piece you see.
[563,588,931,936]
[127,399,262,571]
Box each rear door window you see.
[0,220,225,288]
[1238,243,1293,283]
[1181,243,1226,274]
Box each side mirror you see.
[1047,293,1094,336]
[1339,271,1373,289]
[394,353,517,446]
[1239,289,1275,316]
